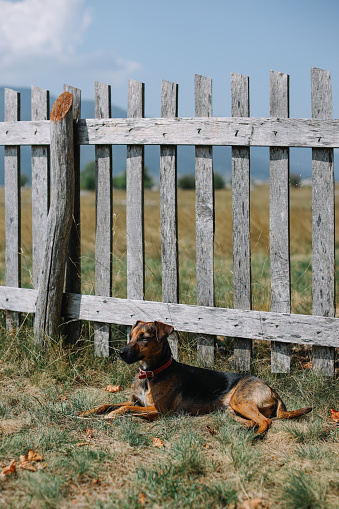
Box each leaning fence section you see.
[0,67,337,377]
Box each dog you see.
[79,320,312,433]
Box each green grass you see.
[1,186,339,506]
[1,323,339,507]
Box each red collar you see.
[138,357,173,380]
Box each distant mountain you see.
[0,86,317,185]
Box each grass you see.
[1,326,339,507]
[1,184,339,506]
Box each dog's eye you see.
[138,335,148,342]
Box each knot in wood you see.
[50,92,73,122]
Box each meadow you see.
[1,184,339,508]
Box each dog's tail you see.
[275,393,312,420]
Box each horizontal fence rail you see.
[1,117,339,147]
[0,68,338,376]
[1,286,339,349]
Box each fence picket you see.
[270,70,291,373]
[31,86,50,289]
[311,68,335,376]
[1,69,338,370]
[5,89,21,330]
[160,80,179,359]
[195,75,215,365]
[231,73,252,372]
[94,82,113,356]
[63,85,81,342]
[127,80,145,305]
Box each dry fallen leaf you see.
[139,492,146,506]
[27,450,42,462]
[18,461,36,472]
[241,498,265,509]
[86,428,94,439]
[206,425,218,436]
[152,436,165,448]
[56,395,68,401]
[104,385,122,393]
[330,409,339,423]
[203,443,212,449]
[1,459,16,476]
[302,361,312,370]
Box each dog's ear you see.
[154,321,174,342]
[131,320,143,331]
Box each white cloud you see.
[0,0,90,61]
[0,0,141,97]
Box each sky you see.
[1,0,339,120]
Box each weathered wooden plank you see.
[1,117,339,148]
[1,285,339,349]
[160,80,179,360]
[94,81,112,357]
[0,120,50,145]
[195,75,215,365]
[34,93,74,343]
[31,86,50,289]
[231,73,252,372]
[73,117,339,148]
[311,68,335,376]
[63,84,81,343]
[126,80,145,304]
[270,70,291,373]
[4,88,21,330]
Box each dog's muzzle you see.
[119,345,139,364]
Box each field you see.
[1,184,339,508]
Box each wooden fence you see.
[0,67,338,376]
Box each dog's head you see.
[119,321,174,365]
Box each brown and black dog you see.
[79,320,312,433]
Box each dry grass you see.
[1,327,339,508]
[1,184,339,506]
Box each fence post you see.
[270,70,291,373]
[311,68,335,376]
[63,84,81,343]
[231,74,252,372]
[160,80,179,359]
[34,92,74,343]
[195,75,215,365]
[94,81,113,356]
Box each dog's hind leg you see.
[225,407,257,428]
[229,396,272,434]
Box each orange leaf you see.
[104,385,122,393]
[2,459,16,476]
[26,450,42,462]
[86,428,94,439]
[241,498,265,509]
[152,436,165,448]
[18,461,36,472]
[139,492,146,505]
[301,361,312,369]
[330,409,339,423]
[56,395,68,401]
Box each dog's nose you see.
[119,346,129,360]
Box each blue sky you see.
[1,0,339,119]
